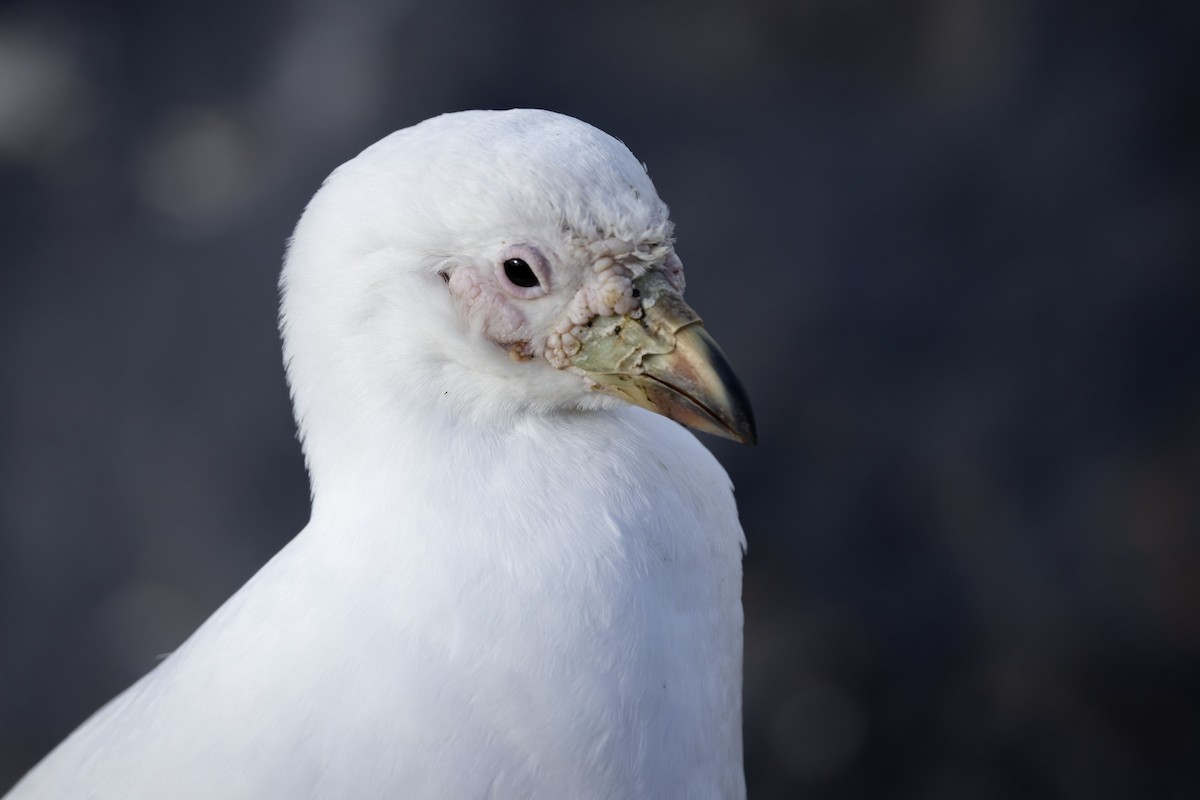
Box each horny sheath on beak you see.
[566,271,757,444]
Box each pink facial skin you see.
[446,239,684,368]
[446,265,535,358]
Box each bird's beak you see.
[567,271,757,444]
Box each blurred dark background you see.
[1,0,1198,797]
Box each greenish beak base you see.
[568,272,756,445]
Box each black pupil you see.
[504,258,540,288]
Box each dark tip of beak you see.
[640,322,757,445]
[689,327,756,445]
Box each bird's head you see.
[280,110,754,482]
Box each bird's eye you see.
[503,258,540,288]
[496,246,550,298]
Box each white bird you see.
[6,109,756,799]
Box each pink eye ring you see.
[496,245,550,298]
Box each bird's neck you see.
[262,403,746,798]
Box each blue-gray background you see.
[1,0,1197,797]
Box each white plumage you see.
[7,109,755,799]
